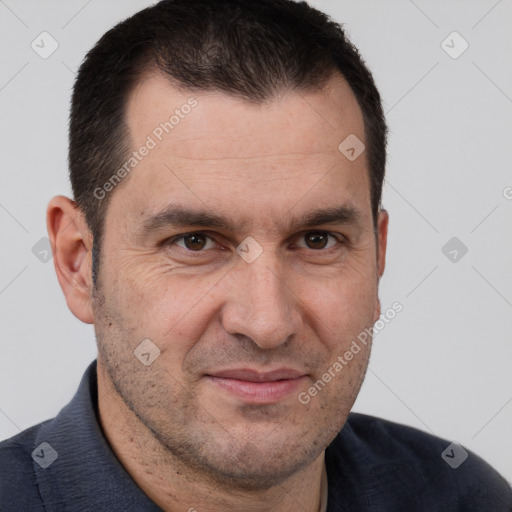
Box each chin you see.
[162,425,328,491]
[200,450,315,491]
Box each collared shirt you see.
[1,359,511,511]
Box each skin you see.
[47,70,388,511]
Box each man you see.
[1,0,510,510]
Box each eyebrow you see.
[139,204,363,236]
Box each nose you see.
[220,256,303,350]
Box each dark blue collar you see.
[33,359,164,511]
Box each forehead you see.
[126,70,364,157]
[111,71,370,232]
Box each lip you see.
[205,368,308,404]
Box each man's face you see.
[91,71,387,488]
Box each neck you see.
[96,360,326,512]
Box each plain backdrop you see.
[1,0,511,485]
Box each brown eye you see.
[182,233,208,250]
[304,232,329,249]
[168,232,216,252]
[298,231,341,250]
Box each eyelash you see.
[165,230,345,254]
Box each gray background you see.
[1,0,511,484]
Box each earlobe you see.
[46,195,94,324]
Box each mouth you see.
[205,368,309,404]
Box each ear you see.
[46,195,94,324]
[373,208,389,323]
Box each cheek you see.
[104,261,224,359]
[297,262,378,343]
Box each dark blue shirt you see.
[1,360,511,511]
